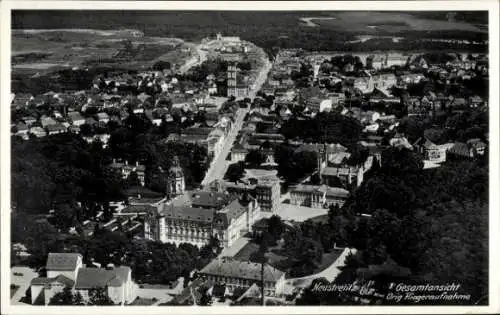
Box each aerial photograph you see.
[6,7,491,309]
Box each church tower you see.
[166,156,185,197]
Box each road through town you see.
[201,55,272,187]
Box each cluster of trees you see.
[280,112,363,147]
[274,143,317,184]
[49,287,114,305]
[398,108,488,144]
[296,147,488,305]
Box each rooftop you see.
[75,266,131,289]
[200,258,285,282]
[46,252,82,271]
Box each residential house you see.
[97,112,110,123]
[75,266,136,305]
[414,138,454,164]
[29,126,47,138]
[40,115,58,128]
[110,160,146,186]
[30,275,75,305]
[22,116,37,126]
[15,122,29,136]
[29,253,84,305]
[68,112,85,126]
[46,123,67,136]
[467,138,487,155]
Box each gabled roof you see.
[190,191,232,209]
[46,252,82,271]
[31,274,75,287]
[75,267,131,289]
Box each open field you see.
[11,30,193,76]
[310,11,487,33]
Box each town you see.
[10,18,489,307]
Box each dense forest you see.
[295,147,488,305]
[12,11,488,54]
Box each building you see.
[110,160,146,187]
[255,175,281,213]
[149,192,260,248]
[414,138,455,164]
[46,252,83,279]
[30,253,83,305]
[68,112,85,126]
[321,166,365,189]
[75,266,136,305]
[198,257,286,297]
[30,275,75,305]
[290,184,349,208]
[231,142,249,163]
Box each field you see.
[309,11,487,34]
[11,30,192,76]
[12,11,488,55]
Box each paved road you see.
[10,266,38,305]
[285,248,357,289]
[201,53,272,187]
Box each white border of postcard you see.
[1,1,499,314]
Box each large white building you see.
[147,191,260,248]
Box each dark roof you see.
[120,204,158,215]
[46,253,82,271]
[31,275,75,287]
[159,205,215,223]
[190,191,232,209]
[200,258,284,283]
[75,267,130,289]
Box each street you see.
[201,53,272,187]
[10,266,38,305]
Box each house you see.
[29,253,84,305]
[46,252,83,279]
[68,112,85,126]
[40,115,58,128]
[447,142,475,160]
[110,160,146,186]
[29,126,47,138]
[198,257,285,297]
[414,138,454,164]
[22,116,37,126]
[466,138,486,155]
[30,275,75,305]
[97,112,110,123]
[231,142,248,163]
[46,124,67,136]
[75,266,136,305]
[15,122,29,135]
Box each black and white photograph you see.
[1,1,499,314]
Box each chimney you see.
[125,160,128,166]
[113,158,116,164]
[136,161,139,167]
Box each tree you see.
[49,287,84,305]
[224,161,245,182]
[245,150,266,168]
[88,287,115,305]
[152,60,171,71]
[267,215,285,243]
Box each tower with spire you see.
[166,156,185,197]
